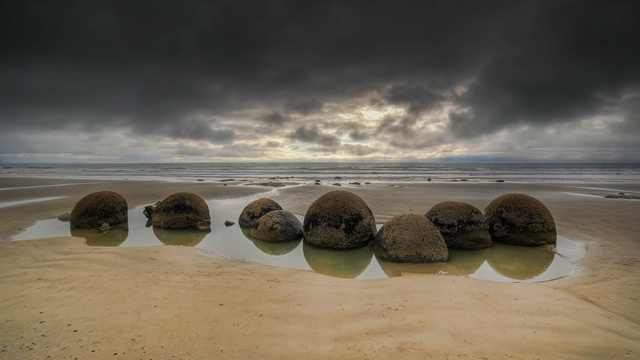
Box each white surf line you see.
[561,192,606,199]
[0,182,101,191]
[0,196,67,209]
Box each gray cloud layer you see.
[1,0,639,161]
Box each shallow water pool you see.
[14,193,583,282]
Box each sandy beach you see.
[1,177,639,359]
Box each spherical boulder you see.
[70,191,128,228]
[249,210,304,242]
[238,198,283,228]
[303,190,376,249]
[151,192,211,230]
[373,213,448,263]
[484,193,556,246]
[425,201,492,249]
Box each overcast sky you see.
[1,0,639,163]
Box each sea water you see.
[2,162,639,184]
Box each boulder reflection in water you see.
[487,243,555,280]
[303,242,373,279]
[152,226,208,247]
[240,226,302,255]
[70,224,128,247]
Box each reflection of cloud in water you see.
[152,227,208,246]
[239,225,302,255]
[70,224,128,247]
[486,243,555,280]
[303,242,373,279]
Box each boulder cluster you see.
[69,188,556,264]
[239,198,303,242]
[241,190,556,264]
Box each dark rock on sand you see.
[484,193,556,246]
[425,201,492,249]
[70,191,128,228]
[224,220,235,227]
[373,213,448,263]
[303,190,376,249]
[605,193,640,200]
[238,198,283,228]
[151,192,211,230]
[57,212,70,222]
[250,210,303,242]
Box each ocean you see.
[1,162,639,184]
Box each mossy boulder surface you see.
[484,193,556,246]
[303,190,376,249]
[70,191,128,228]
[250,210,303,242]
[425,201,492,249]
[373,213,448,263]
[238,198,283,228]
[151,192,211,230]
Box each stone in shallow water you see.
[238,198,283,228]
[303,190,376,249]
[425,201,492,249]
[249,210,303,242]
[70,191,128,228]
[373,213,448,263]
[151,192,211,230]
[484,193,556,246]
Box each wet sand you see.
[1,177,639,359]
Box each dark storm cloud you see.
[288,125,340,147]
[153,118,235,144]
[258,111,290,126]
[1,0,639,147]
[285,99,323,115]
[384,84,444,116]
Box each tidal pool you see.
[14,193,583,281]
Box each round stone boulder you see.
[70,191,128,228]
[238,198,283,228]
[303,190,376,249]
[425,201,492,249]
[484,193,556,246]
[373,213,448,263]
[151,192,211,230]
[249,210,304,242]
